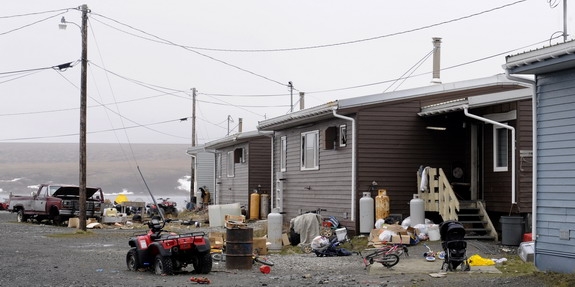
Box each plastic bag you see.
[378,230,396,242]
[374,218,386,229]
[311,236,329,251]
[467,254,495,266]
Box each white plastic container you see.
[359,192,375,234]
[518,241,534,262]
[428,224,440,241]
[335,228,347,242]
[267,208,283,250]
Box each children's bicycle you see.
[360,243,409,268]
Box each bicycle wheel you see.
[254,255,274,266]
[379,253,400,268]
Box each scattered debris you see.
[190,277,211,284]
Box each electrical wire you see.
[0,8,71,19]
[97,1,525,53]
[90,14,290,89]
[383,48,434,93]
[0,10,68,36]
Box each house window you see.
[339,125,347,147]
[234,148,245,163]
[227,151,235,177]
[216,153,222,178]
[493,125,508,172]
[280,136,287,172]
[301,130,319,170]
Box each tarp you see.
[290,213,322,245]
[114,194,129,204]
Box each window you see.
[227,151,235,177]
[493,125,508,172]
[301,130,319,170]
[234,148,245,163]
[280,136,287,172]
[339,125,347,147]
[216,154,222,178]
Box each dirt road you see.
[0,211,552,287]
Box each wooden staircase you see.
[417,167,497,241]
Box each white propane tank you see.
[359,192,375,234]
[267,208,283,250]
[410,194,425,226]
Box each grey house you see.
[185,146,215,204]
[258,74,533,236]
[504,40,575,273]
[200,130,272,216]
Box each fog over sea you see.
[0,143,194,209]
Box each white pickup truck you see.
[8,184,105,225]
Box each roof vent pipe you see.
[431,37,442,84]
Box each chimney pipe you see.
[431,37,442,84]
[299,92,305,110]
[238,118,243,133]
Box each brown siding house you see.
[258,74,533,235]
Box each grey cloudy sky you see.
[0,0,569,144]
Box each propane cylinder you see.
[267,208,283,250]
[250,191,261,220]
[260,193,270,219]
[375,189,390,221]
[359,192,375,234]
[409,194,425,226]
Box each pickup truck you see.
[8,184,105,225]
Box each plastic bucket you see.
[500,216,524,246]
[335,228,347,242]
[226,228,253,270]
[428,225,440,241]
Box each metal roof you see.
[258,75,531,130]
[504,40,575,74]
[418,88,533,117]
[200,130,272,151]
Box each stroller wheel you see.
[462,261,471,271]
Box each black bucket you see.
[226,227,253,270]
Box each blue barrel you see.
[226,227,253,269]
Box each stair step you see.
[459,220,488,224]
[457,213,482,217]
[465,234,496,240]
[465,227,491,232]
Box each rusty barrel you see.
[226,227,253,269]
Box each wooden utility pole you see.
[79,4,89,231]
[190,88,196,204]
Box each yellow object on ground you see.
[467,254,495,266]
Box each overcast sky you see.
[0,0,569,144]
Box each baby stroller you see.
[439,220,470,271]
[311,236,352,257]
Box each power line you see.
[92,1,527,53]
[0,10,69,36]
[90,13,290,88]
[0,8,71,19]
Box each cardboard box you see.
[369,227,412,245]
[282,233,291,246]
[224,214,247,228]
[209,232,225,249]
[253,237,268,255]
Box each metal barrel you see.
[226,227,253,270]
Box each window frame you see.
[339,124,347,147]
[300,130,319,171]
[493,124,509,172]
[226,151,235,177]
[280,136,287,172]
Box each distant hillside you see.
[0,143,193,199]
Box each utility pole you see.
[288,81,294,113]
[190,88,196,204]
[79,4,89,231]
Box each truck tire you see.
[17,210,28,223]
[153,254,174,275]
[126,248,140,271]
[193,252,212,274]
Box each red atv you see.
[126,217,212,275]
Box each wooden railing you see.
[417,167,459,221]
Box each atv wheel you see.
[154,255,174,275]
[17,210,29,223]
[126,248,140,271]
[193,252,212,274]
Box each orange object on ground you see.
[259,265,271,274]
[523,233,533,242]
[190,277,211,284]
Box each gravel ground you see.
[0,211,557,287]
